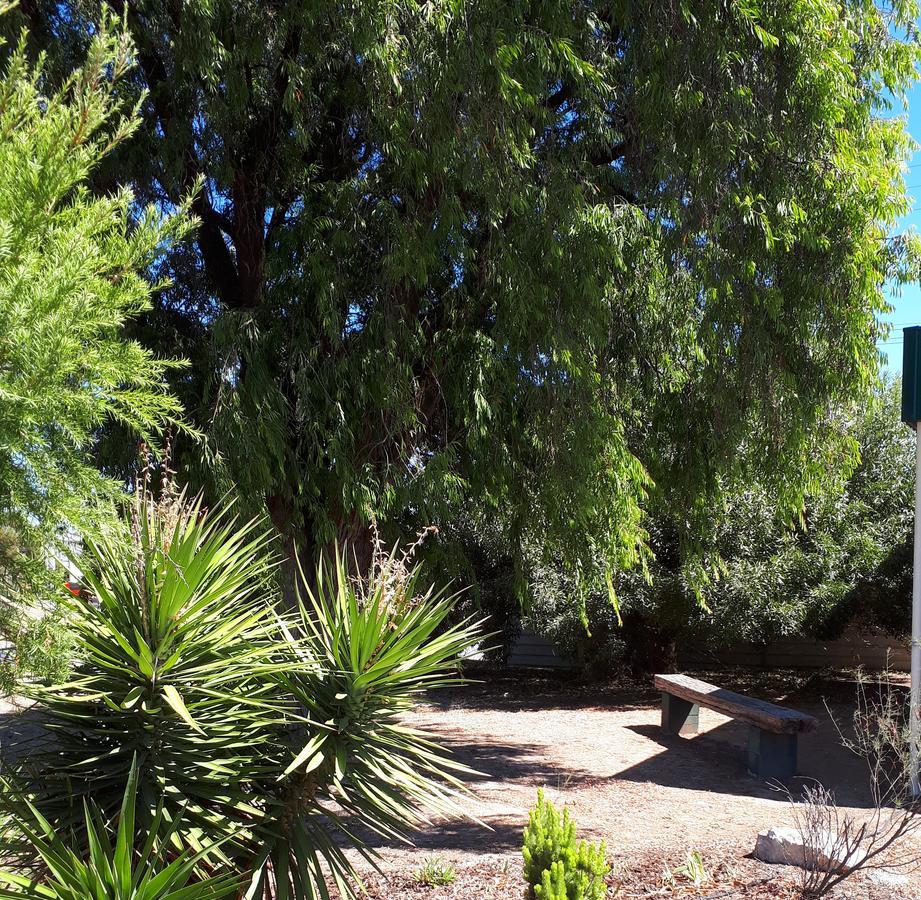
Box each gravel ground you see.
[337,668,921,899]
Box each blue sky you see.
[879,78,921,374]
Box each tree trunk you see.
[265,494,376,609]
[620,611,679,676]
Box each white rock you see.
[754,827,868,872]
[866,869,910,888]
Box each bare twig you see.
[779,666,921,897]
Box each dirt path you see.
[348,669,921,897]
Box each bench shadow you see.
[616,716,877,810]
[424,685,657,715]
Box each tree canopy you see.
[17,0,920,598]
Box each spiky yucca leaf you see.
[5,489,484,899]
[247,550,485,899]
[9,491,290,858]
[0,760,239,900]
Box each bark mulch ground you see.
[341,845,908,899]
[342,843,913,899]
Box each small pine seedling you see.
[522,789,610,899]
[522,789,578,888]
[536,861,569,899]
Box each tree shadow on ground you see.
[0,669,889,858]
[437,735,600,790]
[348,818,523,854]
[425,675,658,714]
[0,703,51,766]
[431,665,860,714]
[337,733,601,854]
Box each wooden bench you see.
[654,673,818,778]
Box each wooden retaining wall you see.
[507,626,909,672]
[506,628,575,669]
[680,628,909,672]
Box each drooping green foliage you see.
[621,378,917,661]
[19,0,918,598]
[522,378,917,672]
[0,761,239,900]
[6,486,482,899]
[522,790,609,900]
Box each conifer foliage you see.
[0,8,190,581]
[522,790,609,900]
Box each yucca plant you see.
[6,481,288,860]
[247,549,485,898]
[4,481,484,899]
[0,762,239,900]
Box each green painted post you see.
[902,327,921,425]
[661,693,699,736]
[747,728,798,779]
[901,326,921,797]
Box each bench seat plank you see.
[654,673,818,736]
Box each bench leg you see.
[661,693,699,736]
[748,727,798,779]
